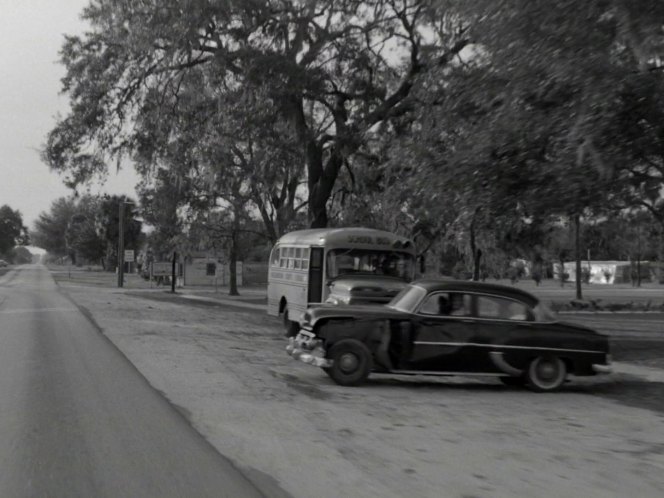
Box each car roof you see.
[411,279,539,306]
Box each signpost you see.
[124,250,135,262]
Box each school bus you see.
[267,227,416,335]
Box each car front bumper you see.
[286,332,332,368]
[592,363,612,374]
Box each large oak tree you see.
[44,0,470,228]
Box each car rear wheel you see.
[525,356,567,392]
[326,339,373,387]
[282,305,300,338]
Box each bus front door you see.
[308,247,324,304]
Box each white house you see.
[555,260,650,284]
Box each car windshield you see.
[326,249,414,281]
[386,285,427,312]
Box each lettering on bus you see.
[348,235,392,245]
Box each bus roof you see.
[276,227,415,252]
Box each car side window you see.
[419,294,441,314]
[477,295,532,321]
[418,292,471,317]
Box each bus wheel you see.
[283,306,300,338]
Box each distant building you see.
[555,261,650,284]
[182,253,243,287]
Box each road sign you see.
[151,262,172,277]
[124,250,135,262]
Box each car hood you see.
[305,304,407,325]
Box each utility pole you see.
[117,200,125,288]
[171,251,177,293]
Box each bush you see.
[581,267,591,284]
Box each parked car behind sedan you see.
[325,274,408,306]
[0,259,8,267]
[287,280,611,391]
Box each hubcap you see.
[532,357,564,388]
[339,353,359,373]
[537,361,557,380]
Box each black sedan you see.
[286,280,611,391]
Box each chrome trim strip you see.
[490,351,523,376]
[412,313,554,324]
[412,341,604,354]
[376,370,506,377]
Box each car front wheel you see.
[525,356,567,392]
[326,339,373,387]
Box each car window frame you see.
[474,293,536,322]
[414,291,474,318]
[412,289,548,323]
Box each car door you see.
[406,291,477,372]
[473,294,537,373]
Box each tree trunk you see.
[469,209,482,281]
[574,214,583,300]
[658,225,664,284]
[309,152,343,228]
[473,249,482,281]
[228,206,241,296]
[228,242,238,296]
[289,96,349,229]
[636,227,642,287]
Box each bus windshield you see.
[326,249,414,281]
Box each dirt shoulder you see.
[54,276,664,498]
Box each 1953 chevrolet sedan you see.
[287,280,612,391]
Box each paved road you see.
[0,265,264,498]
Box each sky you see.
[0,0,139,229]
